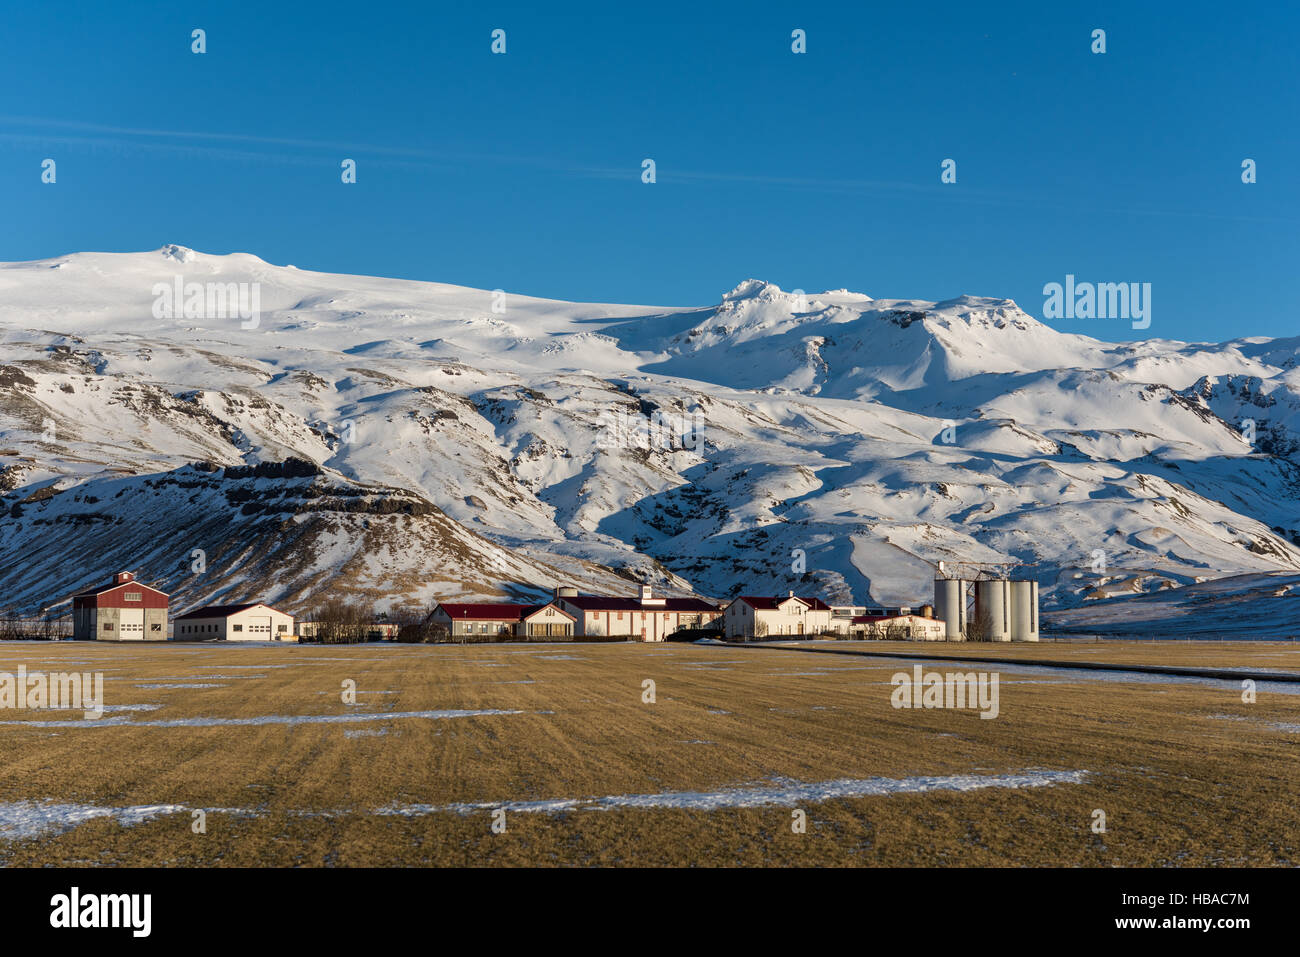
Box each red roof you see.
[559,595,719,613]
[436,603,528,621]
[736,595,830,611]
[174,602,280,621]
[73,576,168,599]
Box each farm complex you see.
[9,570,1046,644]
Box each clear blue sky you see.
[2,0,1295,342]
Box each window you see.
[151,623,161,632]
[103,622,113,631]
[277,624,287,633]
[233,624,243,632]
[124,592,142,602]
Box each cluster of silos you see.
[933,578,968,641]
[934,576,1038,642]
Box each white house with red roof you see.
[430,600,576,639]
[172,602,295,641]
[72,571,169,641]
[722,593,834,638]
[553,585,721,641]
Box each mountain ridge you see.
[2,247,1298,626]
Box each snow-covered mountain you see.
[2,246,1299,623]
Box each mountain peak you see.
[158,244,197,263]
[722,279,784,302]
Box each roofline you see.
[521,603,577,621]
[556,596,719,608]
[72,580,170,599]
[732,595,814,608]
[173,602,281,620]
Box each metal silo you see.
[933,578,967,641]
[974,579,1012,642]
[1009,580,1039,642]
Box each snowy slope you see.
[2,247,1299,622]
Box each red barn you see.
[71,571,169,641]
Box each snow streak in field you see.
[376,769,1089,817]
[0,801,186,841]
[0,708,524,729]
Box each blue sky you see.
[1,0,1295,341]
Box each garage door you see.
[249,616,272,639]
[119,608,144,640]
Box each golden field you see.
[0,639,1297,867]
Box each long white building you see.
[173,602,295,641]
[553,585,720,642]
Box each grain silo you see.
[933,578,967,641]
[974,579,1013,642]
[1009,580,1039,642]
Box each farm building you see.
[552,585,721,641]
[722,594,834,638]
[430,601,576,639]
[71,571,168,641]
[173,602,295,641]
[848,613,947,641]
[830,604,911,628]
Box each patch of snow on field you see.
[0,708,524,729]
[1208,713,1300,733]
[100,704,162,713]
[0,801,185,841]
[375,769,1088,817]
[140,674,268,680]
[313,690,397,695]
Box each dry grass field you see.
[788,638,1300,672]
[1,639,1298,867]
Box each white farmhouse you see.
[552,585,720,642]
[722,594,834,638]
[172,602,296,642]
